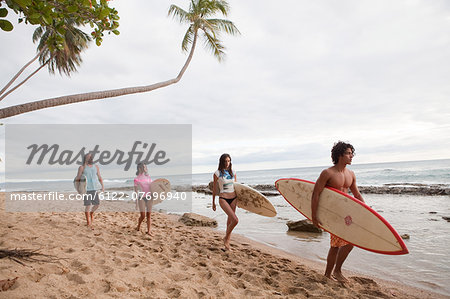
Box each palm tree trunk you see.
[0,48,45,98]
[0,31,198,119]
[0,61,49,101]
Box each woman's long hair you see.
[218,153,233,178]
[136,162,148,176]
[82,154,93,165]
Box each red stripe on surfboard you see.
[275,178,409,255]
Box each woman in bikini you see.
[212,153,238,250]
[134,162,153,236]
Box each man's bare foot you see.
[146,231,154,236]
[223,237,231,251]
[332,271,348,283]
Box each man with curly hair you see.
[311,141,364,282]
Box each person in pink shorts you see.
[134,162,153,236]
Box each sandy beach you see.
[0,193,445,298]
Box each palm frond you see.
[200,19,216,38]
[168,5,190,24]
[196,0,229,18]
[210,0,230,17]
[181,25,195,52]
[202,31,225,61]
[206,19,240,36]
[32,27,44,43]
[33,21,92,76]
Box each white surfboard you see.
[209,181,277,217]
[73,175,86,194]
[149,178,171,205]
[275,178,408,255]
[135,178,171,205]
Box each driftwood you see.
[0,249,62,266]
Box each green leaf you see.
[112,29,120,35]
[15,0,32,9]
[0,19,13,31]
[29,12,42,20]
[56,26,66,35]
[43,15,52,25]
[28,15,41,25]
[99,7,110,19]
[0,8,8,18]
[67,5,78,13]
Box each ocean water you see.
[2,159,450,295]
[192,158,450,187]
[3,158,449,191]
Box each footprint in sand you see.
[100,279,111,293]
[244,289,263,297]
[263,276,278,287]
[70,260,84,269]
[66,273,86,284]
[165,287,181,297]
[350,276,378,286]
[266,269,279,277]
[79,265,92,275]
[286,286,310,296]
[112,257,122,265]
[95,237,106,242]
[65,248,75,253]
[101,265,114,275]
[119,252,134,259]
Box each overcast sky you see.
[1,0,449,174]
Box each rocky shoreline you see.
[191,183,450,196]
[17,183,445,197]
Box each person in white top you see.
[212,153,238,251]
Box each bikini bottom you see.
[220,196,237,206]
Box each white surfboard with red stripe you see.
[275,178,408,255]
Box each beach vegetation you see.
[0,0,119,101]
[0,0,240,119]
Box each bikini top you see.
[214,169,235,193]
[134,174,153,195]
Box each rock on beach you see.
[286,220,323,233]
[179,213,218,227]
